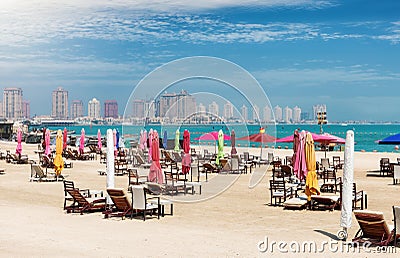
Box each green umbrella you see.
[216,129,224,165]
[174,129,180,152]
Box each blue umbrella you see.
[163,130,168,149]
[378,133,400,144]
[116,129,120,149]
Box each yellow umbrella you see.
[305,132,320,201]
[53,129,64,177]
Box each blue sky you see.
[0,0,399,121]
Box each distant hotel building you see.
[313,104,327,121]
[158,90,196,121]
[284,106,293,123]
[293,106,301,123]
[3,87,23,120]
[274,105,283,122]
[22,100,30,119]
[104,100,118,118]
[132,99,145,119]
[241,105,248,122]
[223,102,233,120]
[208,101,219,117]
[52,87,68,119]
[263,105,272,122]
[88,98,101,119]
[71,100,83,119]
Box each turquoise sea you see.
[30,123,400,153]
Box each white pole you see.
[106,129,115,203]
[339,130,354,239]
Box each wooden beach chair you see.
[310,195,340,211]
[65,188,106,215]
[353,210,394,246]
[63,180,90,210]
[103,188,133,220]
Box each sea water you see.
[30,123,400,153]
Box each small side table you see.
[149,199,173,217]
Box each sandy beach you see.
[0,140,399,257]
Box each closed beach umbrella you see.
[113,129,117,156]
[163,130,168,149]
[292,129,299,165]
[116,129,120,150]
[97,129,102,150]
[45,129,51,156]
[339,130,355,240]
[106,129,115,203]
[63,127,68,150]
[230,129,237,155]
[16,127,22,155]
[139,130,144,150]
[148,131,163,184]
[293,130,307,181]
[148,129,153,162]
[182,129,191,174]
[79,128,85,155]
[216,129,224,165]
[53,129,64,177]
[174,129,180,152]
[305,132,320,201]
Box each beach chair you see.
[128,168,148,188]
[133,154,151,169]
[184,165,202,195]
[310,195,340,211]
[380,158,391,176]
[269,179,295,206]
[131,185,160,221]
[163,171,193,195]
[393,164,400,185]
[353,210,394,246]
[230,155,246,174]
[103,188,133,220]
[65,188,106,215]
[144,182,174,216]
[30,164,58,182]
[320,170,341,193]
[393,206,400,246]
[63,180,90,210]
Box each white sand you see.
[0,141,399,257]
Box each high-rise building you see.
[274,105,282,122]
[158,90,196,120]
[71,100,83,119]
[208,101,219,117]
[241,105,248,122]
[197,103,206,113]
[88,98,101,119]
[284,106,293,123]
[313,104,327,121]
[223,102,233,120]
[22,100,30,119]
[104,100,118,118]
[263,105,272,122]
[132,99,145,118]
[293,106,302,123]
[252,105,260,122]
[3,87,23,120]
[52,87,68,119]
[144,100,156,119]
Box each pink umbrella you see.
[16,127,22,155]
[97,129,102,150]
[148,131,163,184]
[113,129,117,156]
[143,130,148,150]
[148,129,153,162]
[139,130,144,150]
[293,130,308,181]
[79,128,85,155]
[63,128,68,150]
[194,131,231,141]
[182,130,191,174]
[276,132,334,143]
[45,129,51,156]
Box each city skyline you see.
[0,1,399,121]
